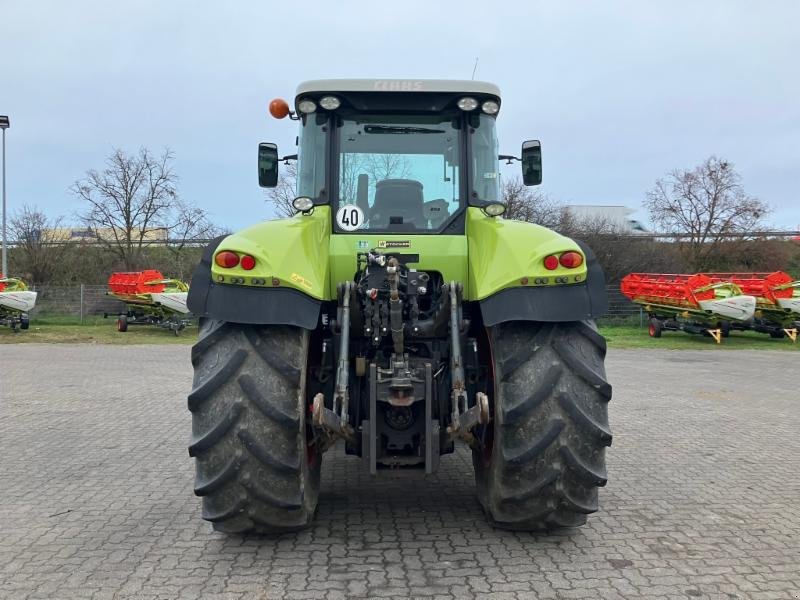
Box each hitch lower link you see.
[447,390,490,446]
[312,281,355,449]
[444,281,490,446]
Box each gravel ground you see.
[0,344,798,600]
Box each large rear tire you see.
[474,321,612,530]
[188,319,320,534]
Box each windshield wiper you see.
[364,125,445,135]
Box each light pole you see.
[0,115,8,276]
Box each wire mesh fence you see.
[28,283,643,326]
[602,285,645,326]
[29,285,125,321]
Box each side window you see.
[471,114,500,202]
[297,113,327,199]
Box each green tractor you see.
[187,79,611,533]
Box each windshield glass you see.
[336,114,462,232]
[470,113,500,203]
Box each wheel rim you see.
[649,323,655,336]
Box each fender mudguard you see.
[187,236,322,329]
[479,241,608,326]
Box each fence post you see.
[639,307,643,329]
[80,283,84,325]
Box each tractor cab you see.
[259,79,541,234]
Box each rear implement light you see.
[215,251,240,268]
[240,255,256,270]
[559,251,584,269]
[543,255,559,270]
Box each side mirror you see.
[258,142,279,188]
[521,140,542,186]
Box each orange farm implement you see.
[106,270,193,335]
[620,273,756,343]
[703,272,799,341]
[0,275,37,331]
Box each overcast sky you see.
[2,1,799,231]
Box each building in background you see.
[41,227,169,243]
[563,205,648,234]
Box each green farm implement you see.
[106,270,193,335]
[187,79,612,533]
[0,275,36,331]
[704,272,799,341]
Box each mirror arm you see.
[281,154,298,164]
[498,154,520,165]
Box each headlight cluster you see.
[457,97,500,114]
[297,95,341,114]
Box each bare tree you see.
[365,154,410,183]
[167,199,227,278]
[170,199,224,245]
[644,156,771,270]
[265,161,298,218]
[266,154,412,218]
[72,148,178,269]
[501,177,565,229]
[8,205,69,283]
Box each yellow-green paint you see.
[328,234,468,299]
[211,208,332,299]
[210,206,587,302]
[465,208,587,300]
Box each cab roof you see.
[296,79,501,98]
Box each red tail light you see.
[215,251,240,268]
[543,255,559,270]
[240,255,256,270]
[559,251,584,269]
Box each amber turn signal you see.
[215,251,240,268]
[559,251,584,269]
[269,98,290,119]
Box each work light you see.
[481,100,500,115]
[297,98,317,114]
[319,96,341,110]
[457,97,478,111]
[292,196,314,212]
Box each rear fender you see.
[478,240,608,326]
[466,209,607,324]
[187,210,331,329]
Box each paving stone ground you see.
[1,344,799,600]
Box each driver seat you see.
[371,179,425,228]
